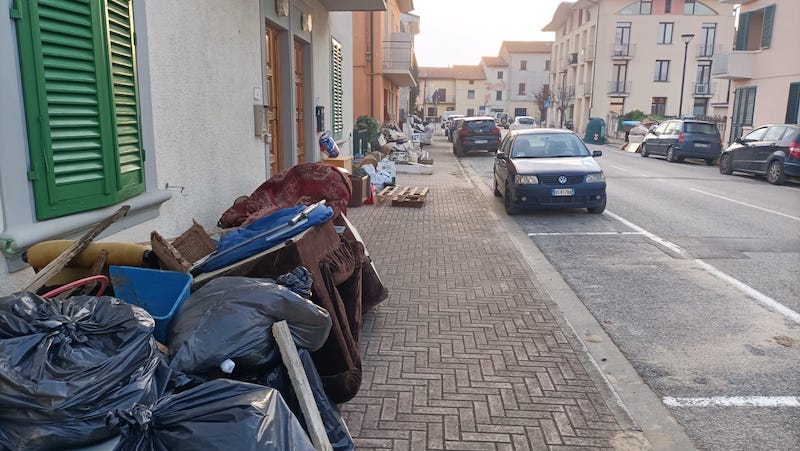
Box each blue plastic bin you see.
[109,266,192,344]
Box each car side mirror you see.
[734,137,744,144]
[651,130,659,136]
[496,151,506,159]
[592,150,603,157]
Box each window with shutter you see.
[735,12,750,50]
[14,0,144,220]
[331,38,343,140]
[786,83,800,124]
[760,4,774,49]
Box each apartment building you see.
[398,12,421,121]
[544,0,734,136]
[452,66,488,117]
[481,56,509,115]
[498,41,552,122]
[713,0,800,141]
[418,67,457,121]
[352,0,417,124]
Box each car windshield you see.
[510,134,590,158]
[684,122,719,134]
[517,118,534,125]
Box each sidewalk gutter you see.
[457,159,698,451]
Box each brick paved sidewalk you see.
[340,136,650,450]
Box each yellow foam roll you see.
[27,240,148,270]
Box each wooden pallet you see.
[377,185,429,207]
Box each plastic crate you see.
[109,266,192,344]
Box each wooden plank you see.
[272,320,333,451]
[377,185,400,202]
[25,205,130,292]
[390,185,429,207]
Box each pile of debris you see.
[0,162,390,450]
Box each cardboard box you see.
[323,155,353,172]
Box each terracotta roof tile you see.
[500,41,553,54]
[481,56,507,67]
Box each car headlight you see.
[514,175,539,184]
[584,173,605,183]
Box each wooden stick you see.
[25,205,130,292]
[272,320,333,451]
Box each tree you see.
[533,85,551,124]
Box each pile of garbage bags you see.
[0,272,355,451]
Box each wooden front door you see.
[294,39,305,164]
[265,23,282,176]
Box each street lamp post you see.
[678,33,694,118]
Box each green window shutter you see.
[15,0,143,220]
[106,0,145,198]
[331,38,343,140]
[760,4,775,49]
[735,12,749,51]
[786,83,800,124]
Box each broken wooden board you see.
[26,205,130,292]
[391,186,429,208]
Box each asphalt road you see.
[461,136,800,451]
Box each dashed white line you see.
[528,232,643,236]
[608,165,629,172]
[663,396,800,408]
[690,188,800,222]
[605,210,800,324]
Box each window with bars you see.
[731,86,757,141]
[14,0,144,220]
[331,38,344,139]
[518,83,526,95]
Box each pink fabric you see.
[219,163,352,228]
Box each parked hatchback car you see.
[718,124,800,185]
[445,115,465,142]
[509,116,537,131]
[641,119,722,165]
[452,117,502,156]
[493,129,606,215]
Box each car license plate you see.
[474,139,488,144]
[552,188,574,196]
[694,142,709,148]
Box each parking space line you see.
[663,396,800,408]
[690,188,800,222]
[528,232,643,236]
[606,210,800,324]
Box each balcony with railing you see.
[712,51,755,80]
[581,44,595,62]
[568,52,578,65]
[578,83,592,97]
[608,80,630,95]
[692,82,714,97]
[611,43,635,59]
[382,36,416,87]
[696,43,717,59]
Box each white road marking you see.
[608,165,629,172]
[690,188,800,222]
[605,210,800,324]
[663,396,800,408]
[528,232,643,236]
[639,173,651,177]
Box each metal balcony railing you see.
[611,43,635,59]
[608,80,631,94]
[382,40,412,71]
[581,44,595,61]
[696,43,717,59]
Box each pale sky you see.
[410,0,563,67]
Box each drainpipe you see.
[370,11,375,118]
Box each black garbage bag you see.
[168,277,331,378]
[262,348,354,451]
[108,378,314,451]
[0,292,171,451]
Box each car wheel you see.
[666,148,676,162]
[704,158,715,166]
[504,186,518,215]
[641,143,649,157]
[766,160,787,185]
[719,154,734,175]
[493,175,501,197]
[587,196,606,214]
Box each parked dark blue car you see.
[493,129,606,215]
[641,119,722,165]
[719,124,800,185]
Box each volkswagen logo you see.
[558,175,567,184]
